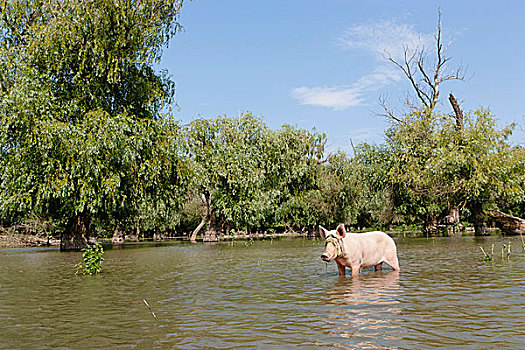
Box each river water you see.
[1,235,524,349]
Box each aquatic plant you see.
[480,244,494,262]
[75,242,105,275]
[502,243,511,260]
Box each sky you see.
[160,0,525,153]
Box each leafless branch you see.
[349,138,357,156]
[384,10,466,117]
[377,95,405,124]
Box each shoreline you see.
[0,233,60,248]
[1,228,503,249]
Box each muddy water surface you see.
[1,236,524,349]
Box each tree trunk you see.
[190,215,206,242]
[449,93,464,130]
[61,212,90,251]
[471,203,488,236]
[112,225,125,245]
[154,228,164,241]
[423,213,438,237]
[197,190,218,242]
[443,207,460,236]
[487,210,525,235]
[203,210,218,242]
[126,222,140,242]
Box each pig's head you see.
[320,224,347,262]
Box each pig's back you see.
[356,231,395,245]
[352,231,396,262]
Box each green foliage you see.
[1,1,523,241]
[1,0,184,118]
[384,107,524,233]
[0,0,190,243]
[327,144,398,230]
[75,242,104,275]
[186,113,327,233]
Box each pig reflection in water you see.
[327,271,401,306]
[320,224,400,276]
[325,272,402,346]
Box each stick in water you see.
[143,299,157,319]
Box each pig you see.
[320,224,400,276]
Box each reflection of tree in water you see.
[325,271,402,349]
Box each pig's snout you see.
[321,253,330,262]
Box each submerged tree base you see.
[60,213,90,251]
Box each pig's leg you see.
[336,262,346,275]
[351,264,360,277]
[385,255,400,271]
[374,263,382,271]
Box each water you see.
[1,236,524,349]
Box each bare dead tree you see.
[383,11,466,120]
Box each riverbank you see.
[0,233,60,248]
[1,227,504,248]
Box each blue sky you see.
[160,0,525,153]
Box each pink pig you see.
[320,224,400,276]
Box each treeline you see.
[2,109,524,246]
[179,110,524,241]
[1,1,524,250]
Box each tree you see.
[381,11,466,118]
[385,107,523,235]
[0,0,189,250]
[187,114,273,241]
[186,114,328,240]
[267,124,327,233]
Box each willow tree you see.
[186,114,328,240]
[187,114,277,241]
[327,144,399,231]
[268,124,327,233]
[0,0,189,250]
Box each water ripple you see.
[0,237,524,349]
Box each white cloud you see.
[291,19,433,111]
[291,86,364,111]
[291,65,402,110]
[355,65,403,89]
[339,19,434,61]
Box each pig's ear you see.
[319,225,328,239]
[336,224,346,238]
